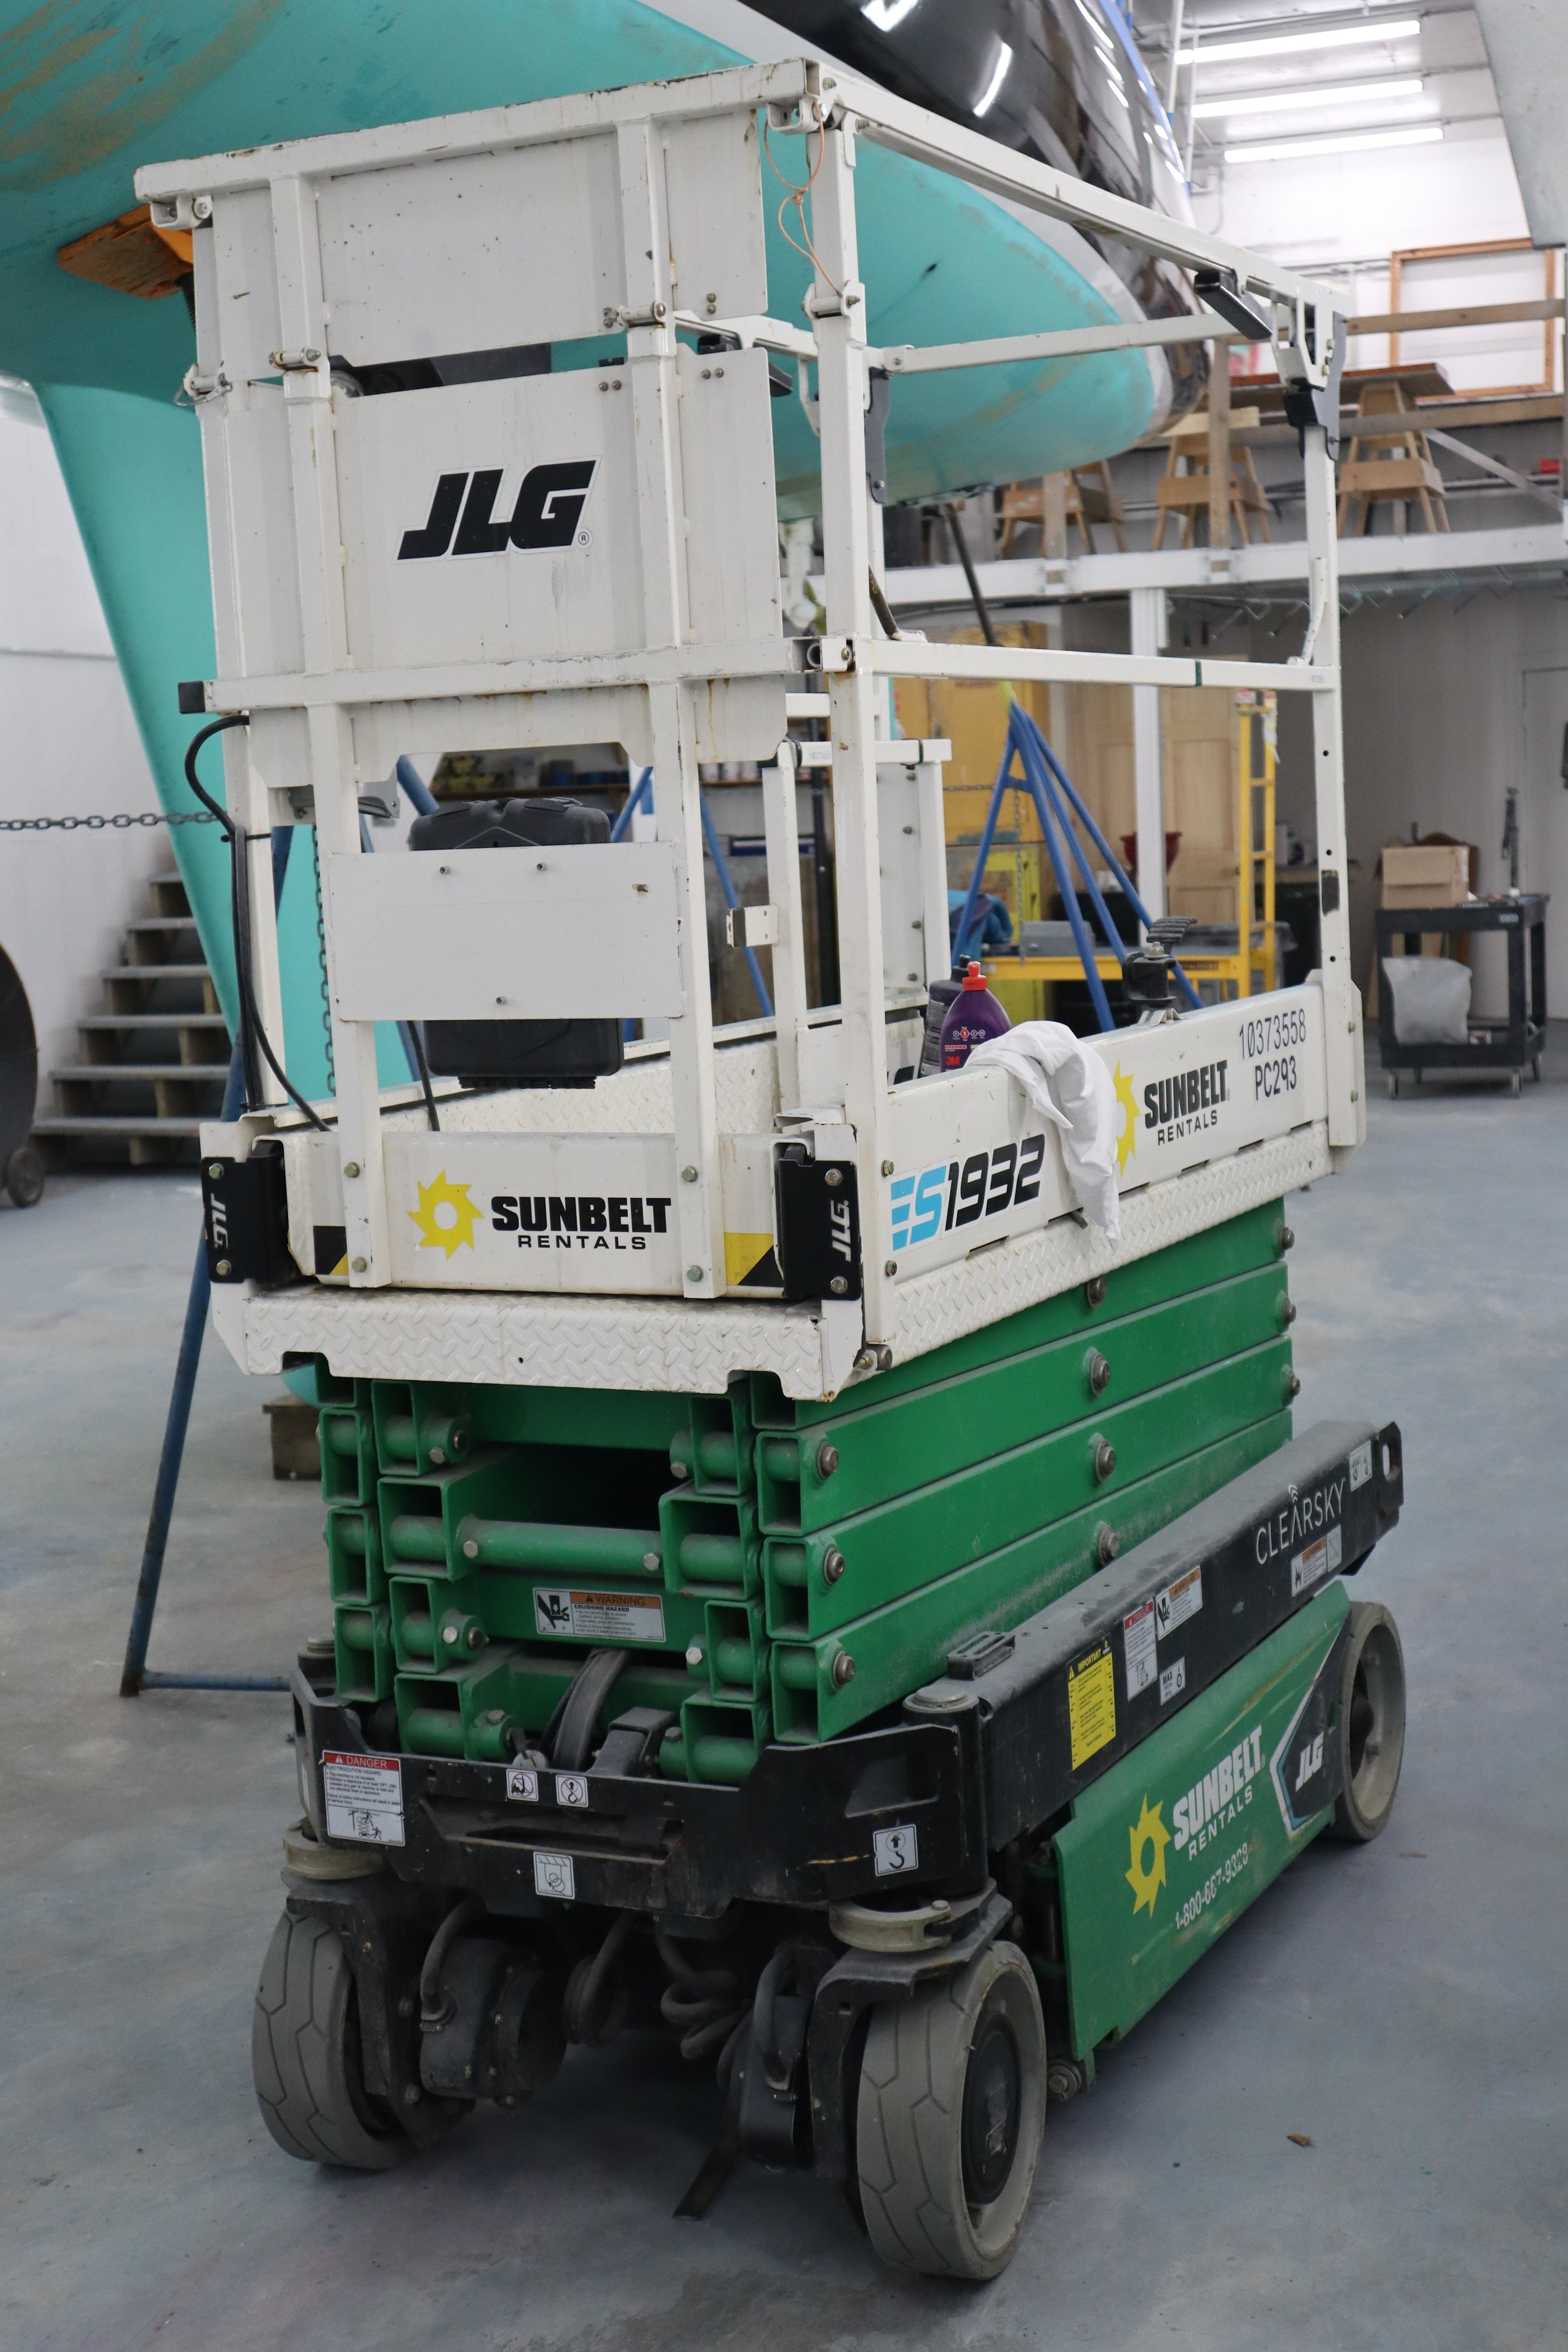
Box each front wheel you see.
[252,1910,411,2169]
[855,1939,1046,2280]
[1329,1602,1407,1843]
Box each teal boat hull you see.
[0,0,1184,1089]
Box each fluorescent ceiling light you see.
[1194,75,1425,119]
[975,41,1014,117]
[1225,121,1443,162]
[861,0,921,29]
[1185,18,1420,68]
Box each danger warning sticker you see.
[1155,1564,1204,1640]
[1067,1640,1117,1772]
[1291,1522,1342,1595]
[321,1751,405,1846]
[532,1588,666,1644]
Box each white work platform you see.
[142,58,1360,1392]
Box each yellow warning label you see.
[724,1231,775,1286]
[1067,1640,1117,1771]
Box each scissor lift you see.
[140,61,1406,2279]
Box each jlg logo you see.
[1293,1732,1324,1793]
[829,1197,854,1262]
[398,462,598,560]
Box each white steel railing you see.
[139,56,1354,1364]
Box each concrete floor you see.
[3,1060,1565,2352]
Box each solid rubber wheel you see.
[1385,1074,1398,1099]
[1329,1602,1407,1843]
[252,1910,410,2169]
[1510,1071,1523,1098]
[855,1939,1046,2280]
[3,1144,43,1207]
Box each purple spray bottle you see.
[939,960,1011,1070]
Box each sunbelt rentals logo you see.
[1112,1061,1138,1173]
[1126,1794,1171,1915]
[408,1171,480,1259]
[1124,1719,1267,1918]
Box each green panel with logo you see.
[1054,1579,1349,2058]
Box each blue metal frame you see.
[951,702,1200,1030]
[121,825,304,1698]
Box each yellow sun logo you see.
[1126,1794,1171,1916]
[1112,1061,1139,1175]
[408,1170,479,1259]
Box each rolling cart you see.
[1377,894,1547,1097]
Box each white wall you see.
[1335,588,1568,1014]
[1206,131,1528,278]
[0,389,164,1092]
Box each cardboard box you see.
[1382,843,1472,909]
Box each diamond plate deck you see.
[888,1123,1328,1367]
[222,1121,1327,1400]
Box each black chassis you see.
[289,1418,1402,2181]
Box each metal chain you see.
[0,809,218,833]
[312,826,335,1091]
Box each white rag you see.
[967,1021,1121,1243]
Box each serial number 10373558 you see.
[1240,1007,1307,1058]
[1241,1006,1306,1103]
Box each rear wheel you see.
[1330,1602,1406,1843]
[855,1939,1046,2280]
[252,1910,410,2169]
[3,1145,43,1207]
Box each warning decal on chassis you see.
[322,1751,405,1846]
[533,1588,666,1643]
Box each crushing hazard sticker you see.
[321,1752,405,1846]
[532,1589,665,1643]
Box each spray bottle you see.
[939,960,1011,1070]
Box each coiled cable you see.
[654,1921,751,2077]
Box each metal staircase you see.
[33,864,230,1165]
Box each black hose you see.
[867,566,902,640]
[654,1922,750,2072]
[562,1910,634,2046]
[550,1648,628,1771]
[409,1021,441,1132]
[715,2013,751,2093]
[750,1941,799,2091]
[418,1892,483,2024]
[184,716,329,1133]
[941,501,999,648]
